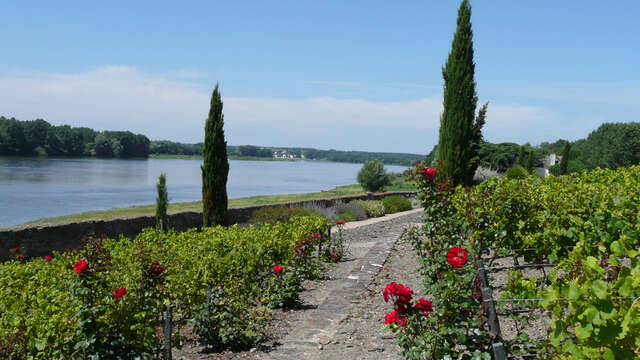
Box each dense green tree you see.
[357,159,391,192]
[93,134,113,157]
[201,83,229,227]
[559,142,571,175]
[436,0,485,186]
[156,173,169,231]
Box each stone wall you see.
[0,191,416,261]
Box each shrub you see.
[0,215,329,356]
[350,200,385,218]
[249,206,313,225]
[333,203,367,221]
[504,165,529,179]
[382,195,412,214]
[335,210,356,222]
[357,159,391,192]
[191,287,266,351]
[472,166,502,184]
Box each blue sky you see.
[1,0,638,154]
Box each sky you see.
[1,0,638,154]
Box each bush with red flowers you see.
[0,215,330,356]
[264,264,302,309]
[398,160,490,358]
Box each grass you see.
[24,176,416,226]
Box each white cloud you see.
[0,66,574,153]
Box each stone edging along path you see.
[260,208,424,360]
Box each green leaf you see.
[568,282,582,300]
[574,323,593,340]
[585,256,605,275]
[591,279,608,299]
[35,337,47,351]
[601,347,615,360]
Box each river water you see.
[0,157,408,227]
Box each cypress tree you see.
[155,173,168,231]
[559,142,571,175]
[436,0,486,186]
[201,83,229,227]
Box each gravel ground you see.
[172,210,424,360]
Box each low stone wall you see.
[0,191,416,261]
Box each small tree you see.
[357,159,391,193]
[201,83,229,227]
[155,173,168,231]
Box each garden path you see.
[176,208,424,360]
[260,209,424,360]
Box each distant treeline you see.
[0,116,423,165]
[0,117,150,158]
[425,122,640,173]
[150,141,422,166]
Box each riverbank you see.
[150,154,296,161]
[23,177,416,226]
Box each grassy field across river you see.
[24,176,415,226]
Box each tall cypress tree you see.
[155,173,168,231]
[437,0,485,186]
[201,83,229,227]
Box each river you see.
[0,157,408,227]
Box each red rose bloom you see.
[313,232,320,238]
[150,263,164,275]
[17,254,24,260]
[12,247,19,253]
[383,310,407,326]
[336,220,345,225]
[446,247,468,268]
[423,167,436,180]
[415,297,433,316]
[74,259,88,274]
[384,310,399,325]
[113,287,127,299]
[332,253,339,259]
[44,256,53,262]
[383,282,413,305]
[273,265,283,274]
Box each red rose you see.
[446,247,468,268]
[383,282,413,305]
[74,259,88,274]
[383,310,407,326]
[332,253,338,259]
[44,256,53,262]
[313,232,320,238]
[12,247,19,253]
[336,220,345,225]
[113,287,127,299]
[150,263,164,275]
[415,297,433,316]
[273,265,283,274]
[17,254,23,260]
[423,167,436,180]
[384,310,399,325]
